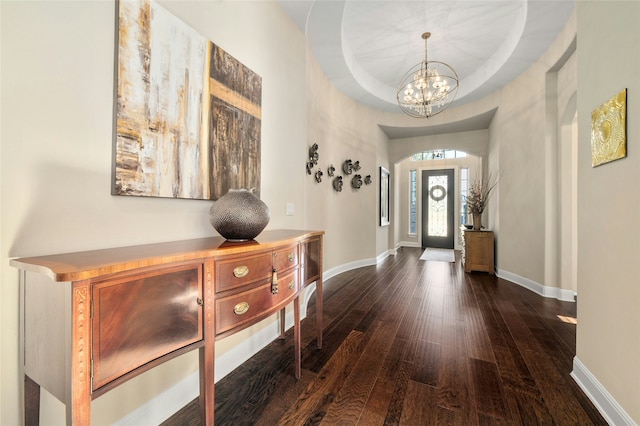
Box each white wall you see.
[576,2,640,423]
[1,1,308,424]
[304,50,389,270]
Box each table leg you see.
[279,308,286,339]
[316,279,323,349]
[294,297,300,379]
[25,375,40,426]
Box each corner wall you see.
[575,2,640,423]
[486,9,576,296]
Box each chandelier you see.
[397,32,459,118]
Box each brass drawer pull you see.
[272,268,279,294]
[288,253,295,262]
[197,297,204,306]
[233,265,249,278]
[233,302,250,315]
[288,281,295,290]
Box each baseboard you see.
[398,241,463,251]
[113,255,379,425]
[113,370,199,426]
[496,269,576,302]
[322,256,378,282]
[571,357,637,426]
[379,248,392,260]
[398,240,421,248]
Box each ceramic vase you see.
[473,212,482,231]
[209,189,270,241]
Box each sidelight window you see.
[461,167,469,225]
[409,169,417,235]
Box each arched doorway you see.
[398,149,482,250]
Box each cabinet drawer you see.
[215,269,299,335]
[273,245,299,274]
[215,252,273,293]
[92,263,203,391]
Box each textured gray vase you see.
[209,189,270,241]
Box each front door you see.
[422,169,455,249]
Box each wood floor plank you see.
[358,335,411,424]
[463,304,496,362]
[254,369,317,426]
[473,277,546,402]
[416,313,443,345]
[278,330,364,426]
[318,348,384,424]
[436,406,467,425]
[410,340,440,386]
[358,376,395,425]
[319,273,420,424]
[382,360,412,426]
[476,412,514,426]
[398,380,438,425]
[420,271,445,318]
[302,306,367,373]
[519,346,606,425]
[394,296,422,344]
[459,280,495,363]
[212,343,298,423]
[437,321,474,422]
[469,358,511,421]
[503,387,553,426]
[438,278,478,423]
[414,282,445,343]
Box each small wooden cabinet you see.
[461,229,495,274]
[11,230,323,425]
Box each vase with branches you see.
[465,174,497,230]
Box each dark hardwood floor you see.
[162,247,607,425]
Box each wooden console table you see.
[10,229,324,425]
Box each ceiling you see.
[279,0,575,137]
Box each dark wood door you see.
[421,169,455,249]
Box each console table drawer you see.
[273,245,299,273]
[215,269,299,336]
[214,252,272,293]
[92,263,203,390]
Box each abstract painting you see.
[591,89,627,167]
[113,0,261,200]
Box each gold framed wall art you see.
[591,88,627,167]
